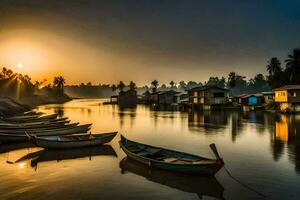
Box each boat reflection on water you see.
[31,145,117,168]
[119,157,225,200]
[0,141,34,154]
[10,145,117,169]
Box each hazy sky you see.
[0,0,299,85]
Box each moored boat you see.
[119,135,224,175]
[0,120,70,129]
[0,123,91,135]
[31,132,118,149]
[1,114,58,122]
[0,122,79,132]
[0,124,92,142]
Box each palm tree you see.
[285,48,300,84]
[117,81,125,92]
[151,80,158,93]
[267,57,282,76]
[129,81,136,90]
[53,76,66,96]
[169,80,175,88]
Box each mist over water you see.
[1,99,300,200]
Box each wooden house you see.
[188,85,229,110]
[262,91,275,104]
[274,85,300,112]
[158,90,179,105]
[118,89,137,107]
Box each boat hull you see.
[33,132,117,149]
[119,136,223,175]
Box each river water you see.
[0,99,299,200]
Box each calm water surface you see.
[1,99,300,200]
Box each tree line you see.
[0,67,67,100]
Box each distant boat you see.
[119,135,224,175]
[120,157,225,199]
[31,132,118,149]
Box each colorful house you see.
[240,93,263,106]
[274,85,300,112]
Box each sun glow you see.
[17,63,23,69]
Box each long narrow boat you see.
[1,114,58,122]
[31,132,118,149]
[119,135,224,175]
[0,120,70,129]
[0,124,92,142]
[120,157,224,199]
[0,117,69,128]
[0,122,79,133]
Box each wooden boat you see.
[0,124,92,142]
[0,123,90,135]
[0,118,69,128]
[1,114,58,122]
[120,157,224,199]
[31,132,118,149]
[119,135,224,175]
[0,122,79,133]
[0,120,71,129]
[30,145,117,168]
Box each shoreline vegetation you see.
[1,47,300,115]
[0,68,70,117]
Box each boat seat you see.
[164,157,179,162]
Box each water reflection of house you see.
[273,114,300,172]
[188,86,229,110]
[274,85,300,112]
[188,111,228,132]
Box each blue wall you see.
[248,96,257,105]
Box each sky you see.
[0,0,300,85]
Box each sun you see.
[17,63,23,69]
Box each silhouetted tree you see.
[267,57,282,76]
[129,81,136,90]
[285,48,300,84]
[53,76,66,97]
[206,76,226,88]
[111,84,117,92]
[117,81,125,92]
[169,80,175,88]
[178,81,187,90]
[151,80,158,93]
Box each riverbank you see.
[0,95,71,117]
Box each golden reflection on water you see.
[1,99,300,199]
[275,115,288,142]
